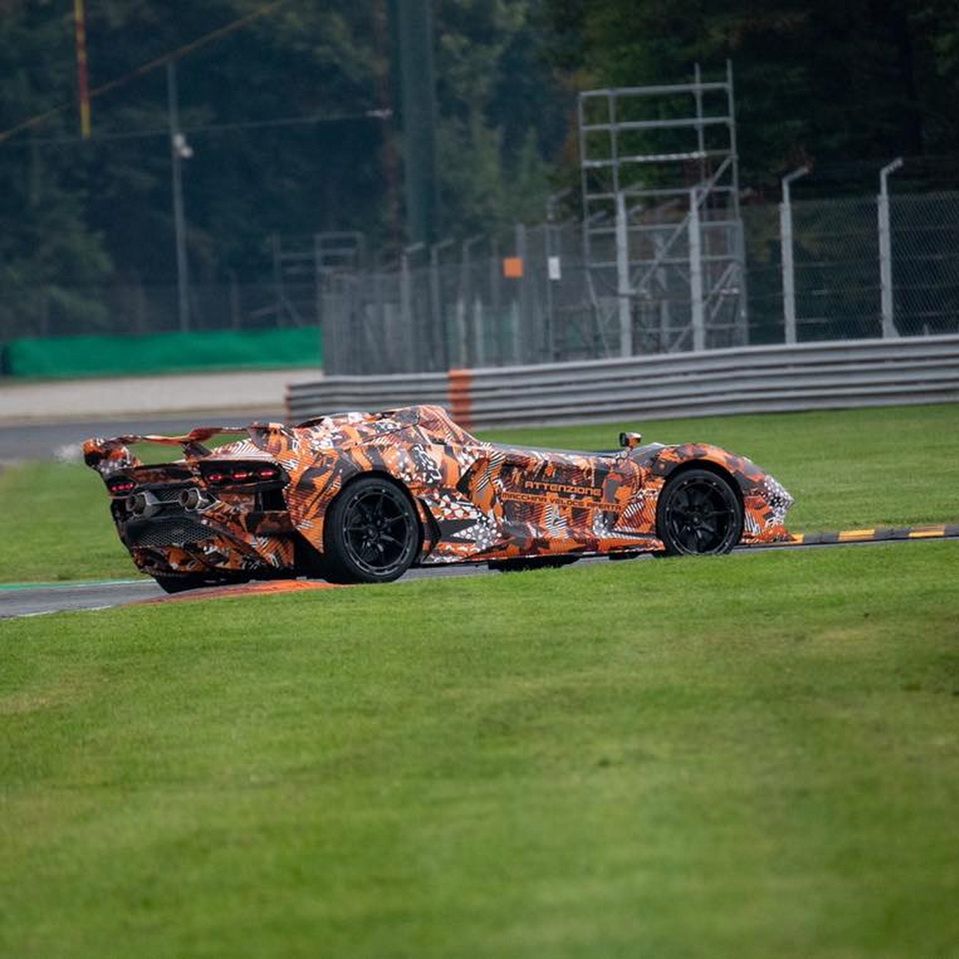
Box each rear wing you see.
[82,426,250,477]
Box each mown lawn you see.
[1,403,957,584]
[1,542,958,957]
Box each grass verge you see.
[0,402,956,584]
[1,542,958,957]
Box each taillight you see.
[107,477,136,495]
[200,462,285,487]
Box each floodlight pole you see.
[167,60,190,332]
[780,165,810,344]
[878,157,903,338]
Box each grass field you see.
[1,403,957,584]
[2,542,958,957]
[2,403,958,956]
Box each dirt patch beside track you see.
[135,579,350,605]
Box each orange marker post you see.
[502,256,524,279]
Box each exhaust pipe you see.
[126,491,161,518]
[178,487,211,511]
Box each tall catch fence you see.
[0,280,292,342]
[321,188,959,374]
[2,187,958,378]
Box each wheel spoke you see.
[662,474,740,555]
[336,483,420,577]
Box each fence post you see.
[430,238,454,369]
[401,243,423,372]
[459,235,482,367]
[325,275,341,375]
[513,223,527,362]
[780,165,809,344]
[615,192,633,356]
[489,237,501,364]
[878,157,903,339]
[543,220,555,361]
[312,234,323,330]
[688,187,705,351]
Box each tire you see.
[656,468,743,556]
[153,573,247,594]
[488,557,580,573]
[323,476,420,584]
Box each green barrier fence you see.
[2,327,322,378]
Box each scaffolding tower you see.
[578,61,747,355]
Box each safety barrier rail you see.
[287,334,959,428]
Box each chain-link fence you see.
[321,223,614,374]
[0,280,304,341]
[2,189,958,374]
[743,190,959,346]
[891,193,959,336]
[321,189,959,373]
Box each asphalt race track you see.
[0,560,499,620]
[2,532,956,622]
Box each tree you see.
[0,2,112,337]
[544,0,959,189]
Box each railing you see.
[287,334,959,429]
[317,188,959,375]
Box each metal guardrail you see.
[287,334,959,428]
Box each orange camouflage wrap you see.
[84,405,793,582]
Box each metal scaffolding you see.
[578,62,747,355]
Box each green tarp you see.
[3,327,322,378]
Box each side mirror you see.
[619,431,643,449]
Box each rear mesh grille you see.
[126,516,213,548]
[151,487,188,504]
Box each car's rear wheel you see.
[656,468,742,556]
[323,477,420,583]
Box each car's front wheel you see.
[323,477,420,583]
[656,468,742,556]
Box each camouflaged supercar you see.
[84,404,794,591]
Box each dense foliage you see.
[1,0,957,329]
[0,0,564,313]
[546,0,959,190]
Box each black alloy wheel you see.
[656,468,742,556]
[324,477,420,583]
